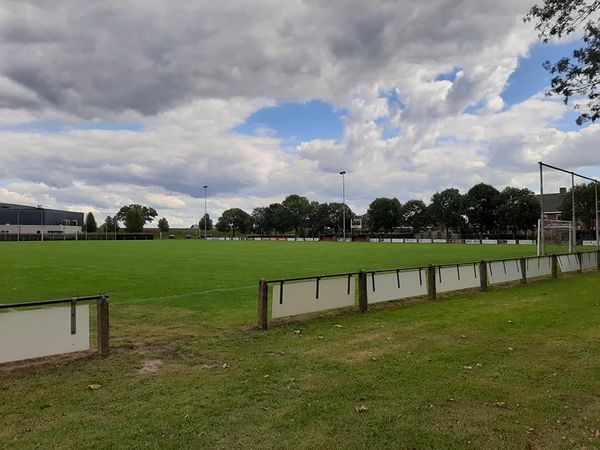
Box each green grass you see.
[1,241,599,449]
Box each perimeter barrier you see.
[0,294,109,364]
[257,251,600,329]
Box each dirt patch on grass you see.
[138,358,165,374]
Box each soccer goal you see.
[538,162,599,256]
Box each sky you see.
[0,0,599,227]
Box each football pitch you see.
[2,241,600,449]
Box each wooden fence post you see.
[551,255,559,279]
[597,250,600,270]
[358,270,368,313]
[427,265,436,300]
[97,295,109,356]
[576,252,583,273]
[520,258,527,284]
[257,279,269,330]
[479,261,488,292]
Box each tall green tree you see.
[527,1,600,124]
[464,183,500,236]
[496,187,541,238]
[85,212,97,232]
[216,208,253,237]
[251,207,271,235]
[199,213,213,231]
[307,201,330,236]
[559,182,598,229]
[102,215,118,233]
[428,188,465,237]
[401,199,429,233]
[157,217,169,232]
[281,194,311,237]
[366,198,402,232]
[328,202,355,234]
[116,204,158,232]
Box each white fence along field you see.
[367,270,427,304]
[436,264,480,293]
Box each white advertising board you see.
[367,269,427,304]
[391,238,404,243]
[525,257,552,279]
[0,305,90,364]
[583,240,597,246]
[271,276,355,319]
[419,238,433,244]
[580,252,597,270]
[481,239,498,245]
[465,239,480,244]
[488,259,522,284]
[404,238,418,243]
[436,264,480,293]
[558,254,580,273]
[433,239,447,244]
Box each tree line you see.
[211,184,542,238]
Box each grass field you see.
[1,241,600,449]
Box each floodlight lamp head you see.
[203,185,208,189]
[339,171,346,175]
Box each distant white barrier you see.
[436,264,480,293]
[465,239,481,244]
[580,251,597,270]
[433,239,447,244]
[481,239,498,245]
[419,238,433,244]
[367,269,427,304]
[271,276,355,319]
[488,260,522,284]
[404,238,418,243]
[583,240,598,246]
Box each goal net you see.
[538,162,599,256]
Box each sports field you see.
[1,241,600,449]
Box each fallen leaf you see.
[222,363,229,369]
[495,402,507,409]
[294,329,302,336]
[447,397,456,402]
[318,336,324,340]
[463,365,473,370]
[264,374,270,378]
[355,405,368,413]
[475,363,483,368]
[460,335,468,339]
[88,384,101,390]
[508,347,514,351]
[334,325,343,328]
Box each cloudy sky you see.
[0,0,598,226]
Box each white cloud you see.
[1,0,599,226]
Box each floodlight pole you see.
[203,185,208,239]
[40,207,44,242]
[539,162,544,256]
[340,171,346,243]
[594,182,600,250]
[572,171,576,253]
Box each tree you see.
[115,204,158,233]
[559,182,597,229]
[307,201,330,236]
[85,212,97,232]
[199,213,213,231]
[496,187,541,238]
[464,183,500,236]
[157,217,169,232]
[401,199,429,233]
[428,188,465,237]
[281,194,311,237]
[327,202,355,234]
[527,1,600,124]
[367,198,403,232]
[251,207,271,235]
[269,203,292,235]
[102,215,118,233]
[215,208,253,237]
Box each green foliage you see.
[216,208,253,236]
[116,204,158,233]
[199,213,213,231]
[428,188,465,235]
[496,187,541,237]
[281,194,311,236]
[157,217,169,232]
[401,199,429,233]
[101,215,119,232]
[527,0,600,124]
[84,212,97,232]
[367,197,402,232]
[559,182,598,228]
[464,183,500,235]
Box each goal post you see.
[538,162,600,256]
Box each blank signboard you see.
[488,260,522,284]
[271,277,355,319]
[558,254,580,273]
[580,252,598,270]
[367,269,427,304]
[0,305,90,364]
[525,257,552,279]
[436,264,480,293]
